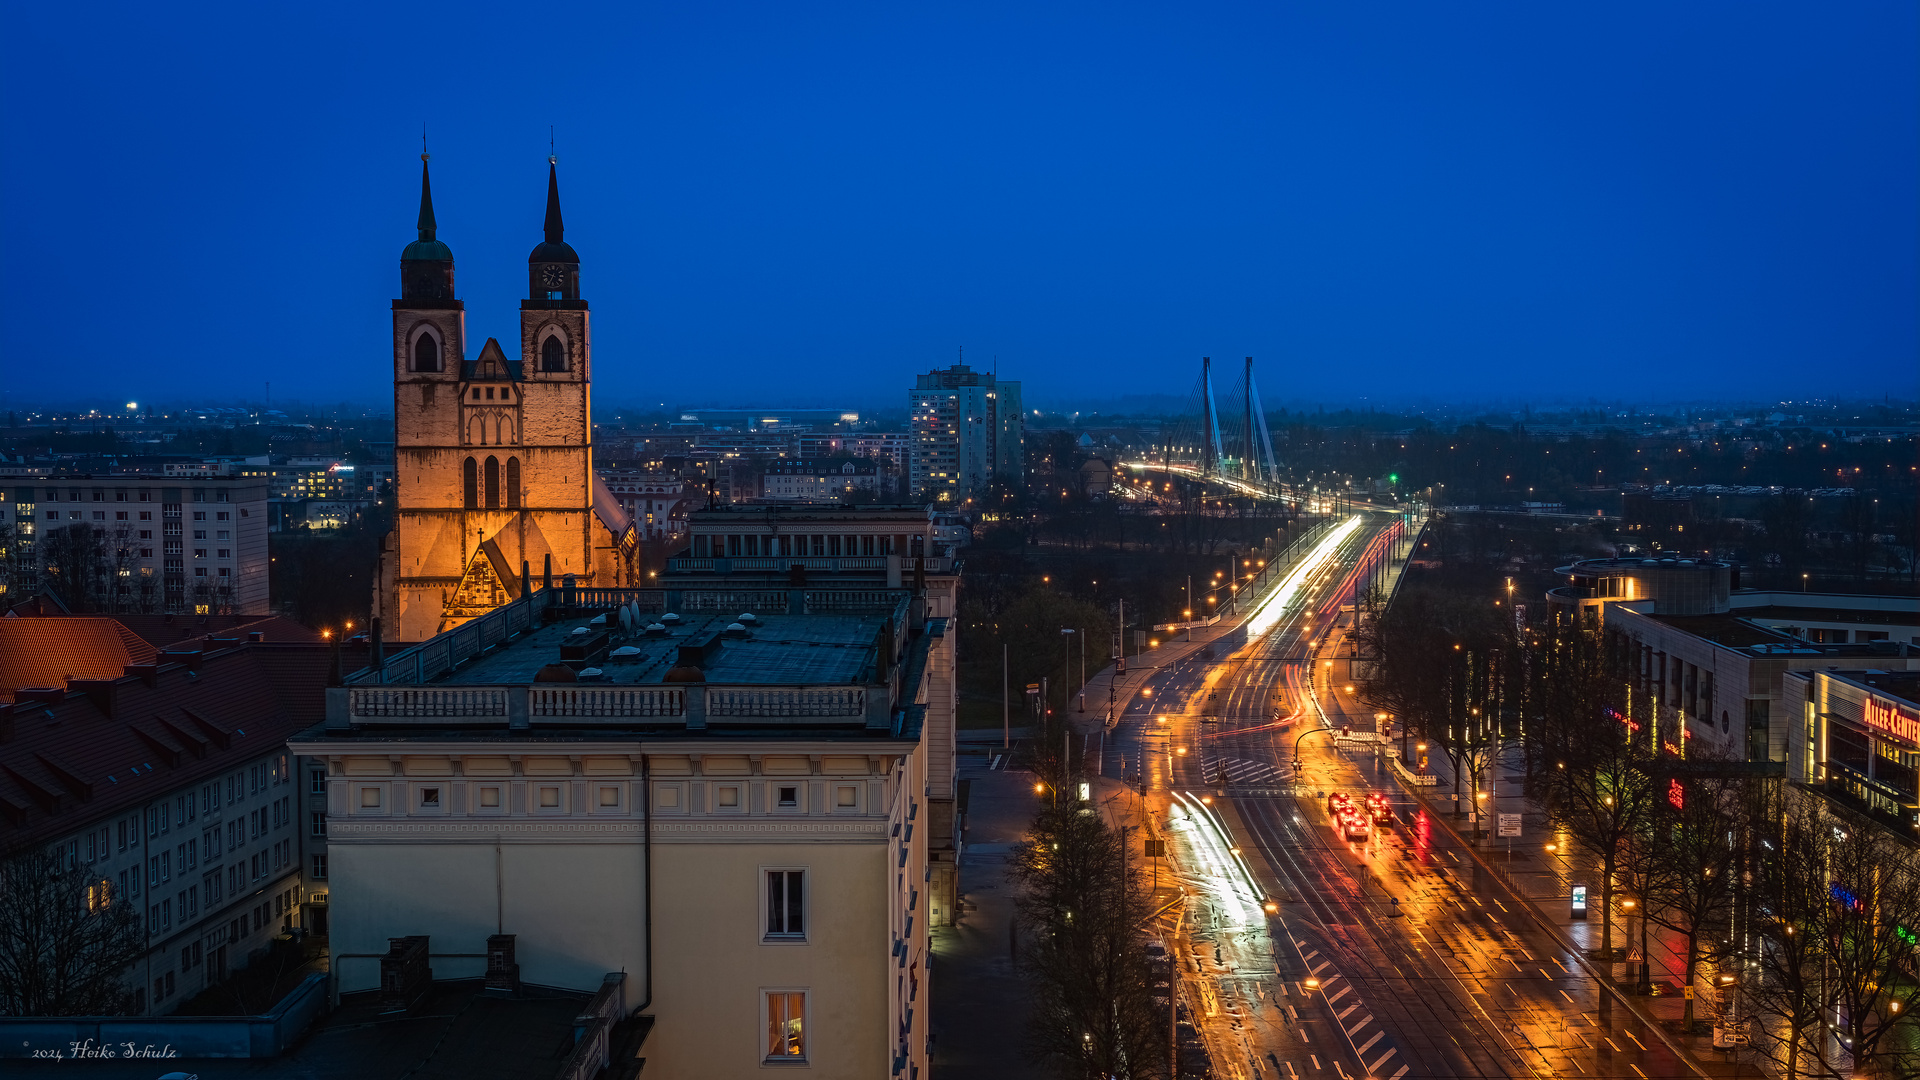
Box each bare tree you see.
[1644,771,1745,1026]
[1748,796,1920,1079]
[0,848,145,1016]
[1010,805,1169,1078]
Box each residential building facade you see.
[295,573,953,1077]
[0,628,333,1014]
[908,365,1021,502]
[0,474,269,615]
[761,458,883,503]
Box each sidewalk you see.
[930,764,1047,1080]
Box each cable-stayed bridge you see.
[1138,357,1287,498]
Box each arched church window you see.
[485,456,501,509]
[412,331,441,373]
[463,457,478,509]
[542,335,567,372]
[506,458,522,508]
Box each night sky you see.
[3,2,1914,410]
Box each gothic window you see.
[462,458,478,509]
[542,335,567,373]
[485,457,501,509]
[506,458,521,508]
[412,331,441,373]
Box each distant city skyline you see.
[4,4,1915,406]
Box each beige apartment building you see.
[294,570,952,1077]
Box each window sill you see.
[761,935,809,947]
[760,1058,809,1068]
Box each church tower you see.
[375,157,633,641]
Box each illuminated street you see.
[1104,513,1708,1079]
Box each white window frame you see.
[594,784,623,812]
[760,987,810,1065]
[760,866,808,944]
[832,784,860,813]
[653,783,686,815]
[473,784,507,815]
[357,786,385,814]
[414,784,447,816]
[533,784,568,814]
[712,783,745,814]
[770,782,805,814]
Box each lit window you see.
[765,990,807,1060]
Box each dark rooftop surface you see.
[1848,670,1920,705]
[446,610,882,686]
[1646,613,1798,648]
[1736,603,1919,628]
[6,981,608,1080]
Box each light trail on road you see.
[1245,515,1364,638]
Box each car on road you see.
[1364,792,1394,825]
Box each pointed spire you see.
[543,159,564,244]
[417,154,439,241]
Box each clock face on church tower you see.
[539,264,566,290]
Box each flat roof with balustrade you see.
[451,610,883,686]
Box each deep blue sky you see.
[4,2,1914,411]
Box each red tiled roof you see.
[105,613,324,649]
[0,619,160,703]
[0,642,334,857]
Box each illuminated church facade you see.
[374,156,634,640]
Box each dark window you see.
[766,870,804,937]
[542,335,566,372]
[412,332,440,373]
[506,458,521,508]
[485,457,501,509]
[462,458,478,509]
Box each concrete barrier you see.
[0,971,328,1060]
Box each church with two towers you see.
[374,156,635,640]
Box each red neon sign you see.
[1864,697,1920,747]
[1668,778,1684,811]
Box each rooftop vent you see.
[724,622,750,637]
[738,612,758,624]
[662,613,682,625]
[609,646,644,658]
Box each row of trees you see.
[1008,707,1169,1078]
[1358,600,1920,1078]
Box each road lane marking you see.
[1559,990,1575,1004]
[1355,1031,1384,1056]
[1310,1054,1321,1070]
[1624,1029,1646,1050]
[1342,1012,1370,1034]
[1388,1067,1408,1080]
[1539,968,1552,980]
[1630,1066,1648,1078]
[1603,1037,1621,1053]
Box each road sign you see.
[1497,813,1522,838]
[1627,948,1643,964]
[1144,839,1166,857]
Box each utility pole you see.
[1002,643,1009,750]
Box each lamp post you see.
[1060,629,1075,714]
